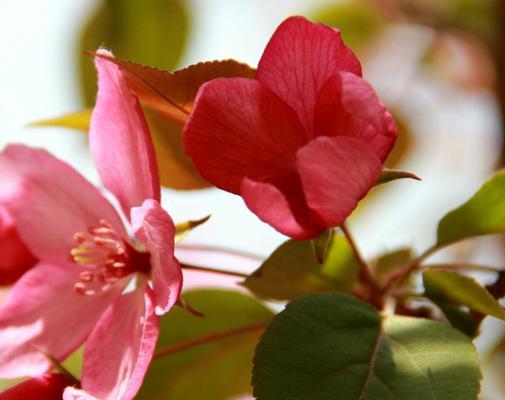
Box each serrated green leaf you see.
[79,0,189,105]
[137,289,273,400]
[253,293,481,400]
[423,269,505,320]
[437,169,505,246]
[242,235,358,301]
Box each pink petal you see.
[0,262,126,378]
[240,176,324,239]
[131,200,182,315]
[184,77,308,193]
[81,286,159,400]
[0,145,125,264]
[91,50,160,216]
[63,387,99,400]
[296,136,382,227]
[0,209,37,285]
[315,72,397,161]
[0,373,74,400]
[257,16,362,134]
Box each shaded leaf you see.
[437,169,505,246]
[138,289,273,400]
[30,109,92,131]
[242,235,359,301]
[79,0,189,105]
[253,293,481,400]
[310,229,333,264]
[175,215,210,242]
[373,247,412,281]
[423,269,505,320]
[376,168,421,186]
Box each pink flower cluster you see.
[0,16,396,399]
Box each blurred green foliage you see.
[79,0,189,105]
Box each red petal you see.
[81,286,159,400]
[0,263,126,378]
[240,176,324,239]
[257,16,362,135]
[184,78,308,193]
[315,72,397,161]
[0,373,74,400]
[297,136,382,227]
[0,145,125,265]
[91,50,160,216]
[131,200,182,315]
[0,209,37,285]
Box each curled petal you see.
[81,286,159,400]
[131,200,182,315]
[257,16,362,134]
[240,176,324,239]
[297,136,382,227]
[184,78,307,193]
[91,50,160,215]
[63,387,99,400]
[315,72,397,161]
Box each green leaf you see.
[79,0,189,105]
[311,0,385,50]
[376,169,421,186]
[253,293,481,400]
[138,289,273,400]
[29,109,92,131]
[373,248,412,281]
[242,235,359,301]
[437,169,505,246]
[423,269,505,320]
[310,229,333,264]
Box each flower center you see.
[70,219,150,295]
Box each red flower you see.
[184,16,397,239]
[0,373,74,400]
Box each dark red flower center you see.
[70,219,150,295]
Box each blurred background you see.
[1,0,505,398]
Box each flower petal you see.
[64,387,99,400]
[184,78,308,193]
[315,72,397,161]
[240,176,324,240]
[91,50,160,215]
[81,285,159,400]
[0,373,74,400]
[131,200,182,315]
[296,136,382,227]
[257,16,361,134]
[0,145,125,264]
[0,209,37,285]
[0,262,126,378]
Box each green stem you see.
[180,263,249,279]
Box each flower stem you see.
[340,222,377,290]
[176,243,264,262]
[154,321,268,359]
[180,263,249,278]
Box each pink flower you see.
[0,50,182,399]
[184,16,397,239]
[0,208,37,285]
[0,373,75,400]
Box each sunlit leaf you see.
[376,168,421,186]
[138,289,273,400]
[311,0,385,51]
[437,169,505,246]
[253,293,481,400]
[175,215,210,243]
[79,0,189,105]
[423,269,505,320]
[242,235,358,301]
[30,109,92,131]
[93,52,255,122]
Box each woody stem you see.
[154,321,268,359]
